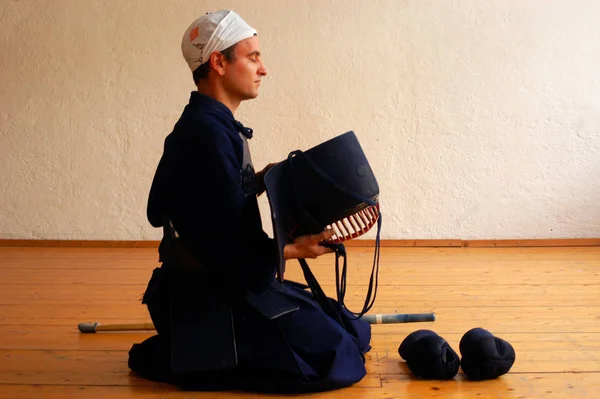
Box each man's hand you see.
[283,229,335,260]
[255,163,277,196]
[259,163,277,176]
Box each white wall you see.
[1,0,599,240]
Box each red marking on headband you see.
[190,27,199,41]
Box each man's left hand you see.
[255,163,277,196]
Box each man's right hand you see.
[283,229,335,260]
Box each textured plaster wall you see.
[1,0,599,240]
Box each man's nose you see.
[258,62,267,76]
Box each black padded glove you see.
[398,329,460,379]
[459,327,516,380]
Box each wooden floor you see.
[0,245,599,398]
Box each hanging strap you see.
[297,257,347,328]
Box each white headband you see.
[181,10,257,72]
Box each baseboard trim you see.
[0,238,598,248]
[460,239,600,247]
[344,239,600,247]
[0,240,159,248]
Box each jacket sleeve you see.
[147,135,177,228]
[169,121,277,293]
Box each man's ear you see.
[209,52,227,76]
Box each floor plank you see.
[1,284,598,308]
[2,305,599,335]
[0,245,598,397]
[0,373,598,399]
[0,349,381,388]
[2,264,599,285]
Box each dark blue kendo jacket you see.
[145,92,307,374]
[147,91,278,294]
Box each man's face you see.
[222,36,267,101]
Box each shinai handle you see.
[77,313,435,333]
[361,313,435,324]
[77,322,156,333]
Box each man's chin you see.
[243,92,259,100]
